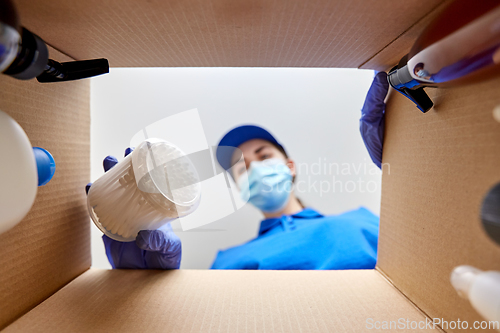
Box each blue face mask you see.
[237,158,293,213]
[416,69,430,78]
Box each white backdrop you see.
[90,67,379,269]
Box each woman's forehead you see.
[230,139,274,164]
[238,138,271,153]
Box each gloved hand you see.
[360,71,389,169]
[86,147,182,269]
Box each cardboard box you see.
[1,0,500,331]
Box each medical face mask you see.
[237,158,293,213]
[416,69,430,78]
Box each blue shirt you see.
[210,207,379,270]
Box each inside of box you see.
[2,0,500,331]
[3,269,440,333]
[14,0,447,68]
[0,46,91,330]
[378,74,500,329]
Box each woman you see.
[88,72,388,270]
[210,125,379,269]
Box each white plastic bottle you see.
[451,265,500,328]
[0,110,56,235]
[87,138,201,242]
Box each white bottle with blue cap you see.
[0,109,55,235]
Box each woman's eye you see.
[261,154,270,160]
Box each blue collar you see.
[258,208,324,236]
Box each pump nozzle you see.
[0,0,109,82]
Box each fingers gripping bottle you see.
[87,138,201,241]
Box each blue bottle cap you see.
[32,147,56,186]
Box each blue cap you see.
[32,147,56,186]
[216,125,286,171]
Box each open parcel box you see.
[1,0,500,332]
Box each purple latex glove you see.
[360,72,389,169]
[86,147,182,269]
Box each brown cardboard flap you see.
[360,0,451,71]
[0,47,91,329]
[14,0,443,68]
[379,76,500,331]
[4,268,439,333]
